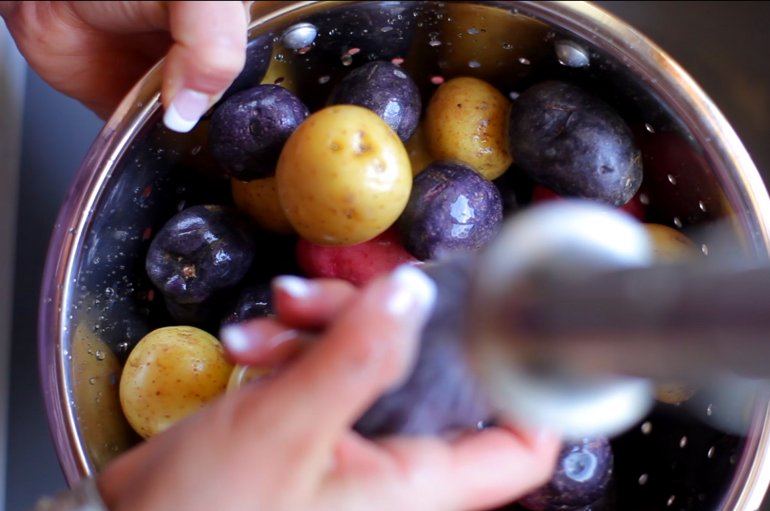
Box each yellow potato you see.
[231,176,295,234]
[404,123,434,176]
[424,76,512,180]
[119,326,233,438]
[276,105,412,245]
[645,223,700,262]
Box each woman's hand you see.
[0,1,271,131]
[97,266,561,511]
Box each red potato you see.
[296,227,419,286]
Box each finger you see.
[219,276,357,363]
[373,427,562,510]
[239,265,436,466]
[162,1,249,132]
[220,320,311,366]
[271,276,358,329]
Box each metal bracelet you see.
[32,478,108,511]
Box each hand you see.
[97,266,561,511]
[0,1,272,130]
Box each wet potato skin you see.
[424,76,513,181]
[276,105,413,246]
[119,326,234,439]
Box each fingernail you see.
[386,264,437,318]
[163,88,210,133]
[220,324,252,354]
[273,275,315,300]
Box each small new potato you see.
[119,326,234,438]
[424,76,512,180]
[276,105,412,245]
[645,223,700,262]
[232,176,295,234]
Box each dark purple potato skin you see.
[221,283,274,326]
[397,161,503,260]
[507,81,642,207]
[328,61,421,141]
[219,32,274,102]
[145,205,257,305]
[209,85,309,181]
[519,437,614,511]
[355,257,493,436]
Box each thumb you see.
[162,1,250,132]
[240,265,436,465]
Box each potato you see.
[424,76,512,180]
[119,326,233,438]
[231,176,295,234]
[276,105,412,245]
[645,223,700,262]
[404,123,434,176]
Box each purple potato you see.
[397,161,503,260]
[209,85,309,181]
[219,32,274,102]
[221,283,274,326]
[328,61,421,141]
[519,436,614,511]
[145,205,257,305]
[163,296,221,328]
[507,81,642,206]
[355,257,493,436]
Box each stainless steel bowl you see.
[39,1,770,509]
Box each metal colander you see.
[38,2,770,510]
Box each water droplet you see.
[673,217,683,228]
[280,22,317,50]
[380,25,394,33]
[644,123,655,133]
[667,174,677,185]
[517,57,531,66]
[94,350,106,361]
[641,421,652,434]
[431,75,445,85]
[428,39,442,47]
[274,53,286,62]
[391,57,404,65]
[667,495,676,507]
[191,145,202,156]
[698,200,707,212]
[638,473,648,485]
[467,27,480,35]
[88,377,96,385]
[707,446,715,458]
[701,243,709,256]
[706,403,714,416]
[679,436,688,448]
[509,91,520,101]
[104,287,115,298]
[502,42,513,50]
[639,192,650,205]
[318,75,331,85]
[341,54,353,66]
[554,39,590,68]
[468,60,481,69]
